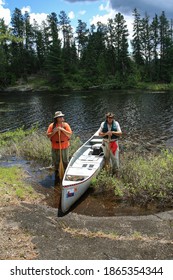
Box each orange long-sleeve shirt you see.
[47,122,72,149]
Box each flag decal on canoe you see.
[66,188,77,198]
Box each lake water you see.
[0,89,173,147]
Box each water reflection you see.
[0,90,173,146]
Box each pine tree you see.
[150,14,160,81]
[75,20,89,58]
[159,11,173,82]
[10,8,25,79]
[113,13,129,77]
[45,13,63,86]
[140,13,153,81]
[131,8,144,66]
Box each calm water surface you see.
[0,89,173,146]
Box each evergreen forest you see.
[0,7,173,90]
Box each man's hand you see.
[53,127,60,133]
[107,131,113,137]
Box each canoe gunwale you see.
[61,131,104,212]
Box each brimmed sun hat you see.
[106,112,115,118]
[54,111,65,118]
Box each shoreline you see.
[1,80,173,93]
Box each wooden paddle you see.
[104,135,111,172]
[56,129,65,215]
[58,129,64,180]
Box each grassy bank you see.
[91,150,173,210]
[0,126,81,165]
[5,74,173,91]
[0,166,44,207]
[135,82,173,91]
[0,127,173,209]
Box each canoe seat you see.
[90,138,103,144]
[92,143,102,148]
[78,155,101,161]
[67,166,97,176]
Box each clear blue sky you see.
[0,0,172,32]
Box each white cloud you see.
[90,1,113,25]
[99,1,110,12]
[90,1,134,48]
[20,6,47,25]
[21,6,31,14]
[30,13,48,25]
[79,10,86,16]
[90,12,112,26]
[68,11,75,19]
[0,0,11,25]
[0,1,47,26]
[124,15,133,40]
[99,4,104,11]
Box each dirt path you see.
[1,200,173,260]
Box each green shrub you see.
[91,169,124,198]
[92,149,173,208]
[0,125,37,147]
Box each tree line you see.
[0,7,173,89]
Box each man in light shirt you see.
[98,112,122,177]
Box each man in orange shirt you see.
[47,111,72,180]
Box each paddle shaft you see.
[104,136,111,167]
[58,130,64,180]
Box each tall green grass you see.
[0,126,82,165]
[91,149,173,208]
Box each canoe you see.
[61,131,105,213]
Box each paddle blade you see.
[59,160,64,180]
